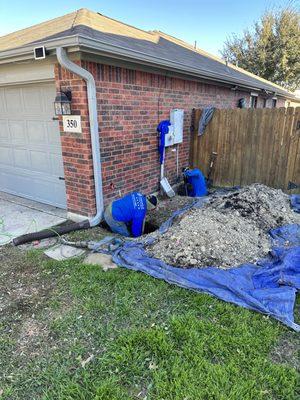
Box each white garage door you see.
[0,82,66,208]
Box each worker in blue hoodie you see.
[104,192,158,237]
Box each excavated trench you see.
[101,195,194,237]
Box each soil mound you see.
[149,184,299,269]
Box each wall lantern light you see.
[54,90,72,115]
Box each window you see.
[263,98,268,108]
[250,95,258,108]
[272,98,277,108]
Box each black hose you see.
[13,220,91,246]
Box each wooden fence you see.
[190,107,300,192]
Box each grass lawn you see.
[0,244,299,400]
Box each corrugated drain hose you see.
[12,220,90,246]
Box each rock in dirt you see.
[44,244,85,260]
[148,184,300,269]
[83,253,118,271]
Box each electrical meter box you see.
[165,109,184,147]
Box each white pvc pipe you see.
[56,47,103,226]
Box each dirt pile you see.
[149,207,271,268]
[210,184,299,231]
[148,184,300,269]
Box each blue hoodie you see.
[112,192,147,237]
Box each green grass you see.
[0,251,299,400]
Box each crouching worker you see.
[104,192,158,237]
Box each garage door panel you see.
[47,121,61,145]
[0,170,65,206]
[23,87,43,114]
[13,148,30,169]
[42,85,56,107]
[30,150,50,174]
[0,170,32,196]
[9,120,26,143]
[0,146,13,166]
[36,179,66,206]
[5,88,23,112]
[0,82,67,209]
[50,153,64,176]
[27,120,46,144]
[0,91,6,113]
[0,120,9,140]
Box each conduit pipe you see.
[13,48,104,246]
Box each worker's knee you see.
[104,204,130,237]
[111,223,131,237]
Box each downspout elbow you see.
[56,47,103,227]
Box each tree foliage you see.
[221,7,300,91]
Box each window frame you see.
[250,95,258,109]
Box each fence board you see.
[269,108,286,187]
[242,109,255,186]
[213,109,223,186]
[250,109,261,184]
[228,109,237,186]
[190,107,300,191]
[277,107,294,189]
[234,109,246,186]
[286,107,300,193]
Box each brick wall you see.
[55,63,96,216]
[55,61,284,217]
[253,95,285,109]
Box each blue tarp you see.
[291,194,300,213]
[101,194,300,331]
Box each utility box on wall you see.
[171,109,184,144]
[165,109,184,147]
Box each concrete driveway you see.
[0,192,66,245]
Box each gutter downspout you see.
[56,47,104,227]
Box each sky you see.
[0,0,296,56]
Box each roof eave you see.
[0,35,80,64]
[76,35,293,99]
[0,34,295,100]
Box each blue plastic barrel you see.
[184,168,207,197]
